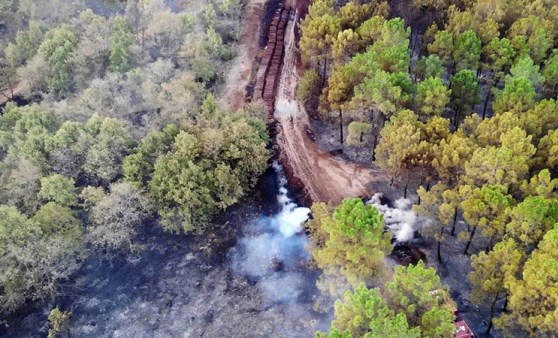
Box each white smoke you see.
[368,193,418,243]
[229,162,312,304]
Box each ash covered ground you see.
[1,167,328,338]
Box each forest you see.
[299,0,558,337]
[0,0,271,335]
[1,0,558,337]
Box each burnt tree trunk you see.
[450,207,458,236]
[463,226,477,255]
[339,109,344,145]
[437,226,445,263]
[482,89,492,119]
[486,293,500,335]
[403,173,412,199]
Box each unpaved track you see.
[220,0,268,110]
[275,15,388,204]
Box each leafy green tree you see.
[432,132,476,186]
[4,21,44,68]
[83,114,135,185]
[414,55,445,81]
[518,99,558,144]
[123,124,180,187]
[87,182,153,253]
[386,261,456,337]
[338,2,374,30]
[519,169,558,198]
[415,77,451,117]
[493,77,536,115]
[375,110,421,188]
[469,239,524,335]
[356,16,385,46]
[506,56,545,90]
[297,69,321,104]
[537,130,558,171]
[427,30,454,67]
[326,54,373,143]
[38,25,79,95]
[310,198,392,286]
[47,308,72,338]
[459,184,514,254]
[353,71,413,119]
[0,204,84,315]
[148,118,268,233]
[109,16,134,73]
[317,285,420,338]
[482,37,516,85]
[46,121,91,179]
[0,103,57,168]
[475,111,521,147]
[332,29,361,64]
[505,196,558,249]
[543,49,558,97]
[508,15,554,64]
[450,70,480,126]
[497,225,558,336]
[300,0,341,75]
[453,30,482,72]
[463,127,536,190]
[38,174,77,207]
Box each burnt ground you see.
[0,169,328,338]
[381,181,517,338]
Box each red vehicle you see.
[454,320,475,338]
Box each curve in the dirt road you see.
[272,8,388,205]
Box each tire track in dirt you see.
[274,14,388,204]
[220,0,268,110]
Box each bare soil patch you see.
[220,0,269,110]
[274,16,388,204]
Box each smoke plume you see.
[368,193,421,243]
[229,163,312,305]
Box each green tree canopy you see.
[497,225,558,335]
[309,198,392,286]
[386,261,456,337]
[38,174,77,207]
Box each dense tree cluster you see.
[301,0,558,336]
[308,198,392,292]
[0,0,268,319]
[317,262,455,338]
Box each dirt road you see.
[220,0,268,110]
[274,14,388,204]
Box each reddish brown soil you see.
[273,13,388,205]
[220,0,269,110]
[223,0,388,205]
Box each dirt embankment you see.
[273,11,388,205]
[224,0,388,205]
[220,0,270,110]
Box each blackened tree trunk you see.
[338,109,344,145]
[486,293,500,335]
[437,226,445,263]
[463,226,477,255]
[403,173,412,198]
[450,207,458,236]
[482,89,492,119]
